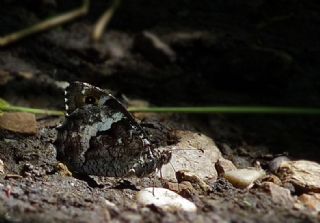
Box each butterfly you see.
[55,82,171,177]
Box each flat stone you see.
[224,169,265,189]
[0,112,37,134]
[262,182,295,207]
[159,131,221,181]
[277,160,320,193]
[136,187,197,212]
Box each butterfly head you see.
[64,81,112,116]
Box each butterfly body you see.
[55,82,171,177]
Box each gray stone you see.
[277,160,320,193]
[159,131,221,181]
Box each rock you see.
[297,193,320,213]
[176,170,211,193]
[0,112,37,134]
[136,187,197,212]
[224,169,265,189]
[159,131,221,181]
[269,156,290,173]
[56,163,72,177]
[262,182,295,207]
[215,158,237,176]
[261,174,282,185]
[178,181,196,198]
[163,181,181,192]
[163,181,195,197]
[277,160,320,193]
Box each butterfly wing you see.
[56,82,162,177]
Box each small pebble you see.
[261,174,282,185]
[56,163,72,177]
[224,169,265,189]
[136,187,197,212]
[176,170,211,192]
[163,181,195,197]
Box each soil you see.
[1,1,320,222]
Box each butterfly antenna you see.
[152,180,155,196]
[151,167,163,196]
[168,161,180,192]
[172,148,205,152]
[150,172,156,196]
[159,168,163,179]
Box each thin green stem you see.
[2,106,64,116]
[128,106,320,115]
[1,106,320,116]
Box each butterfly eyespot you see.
[85,96,96,104]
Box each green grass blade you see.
[1,102,320,116]
[1,105,64,116]
[128,106,320,115]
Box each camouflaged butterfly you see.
[55,82,171,177]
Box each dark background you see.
[1,0,320,161]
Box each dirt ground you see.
[1,1,320,222]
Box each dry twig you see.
[92,0,121,42]
[0,0,90,47]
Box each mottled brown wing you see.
[56,82,155,177]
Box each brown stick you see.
[0,0,90,47]
[92,0,121,42]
